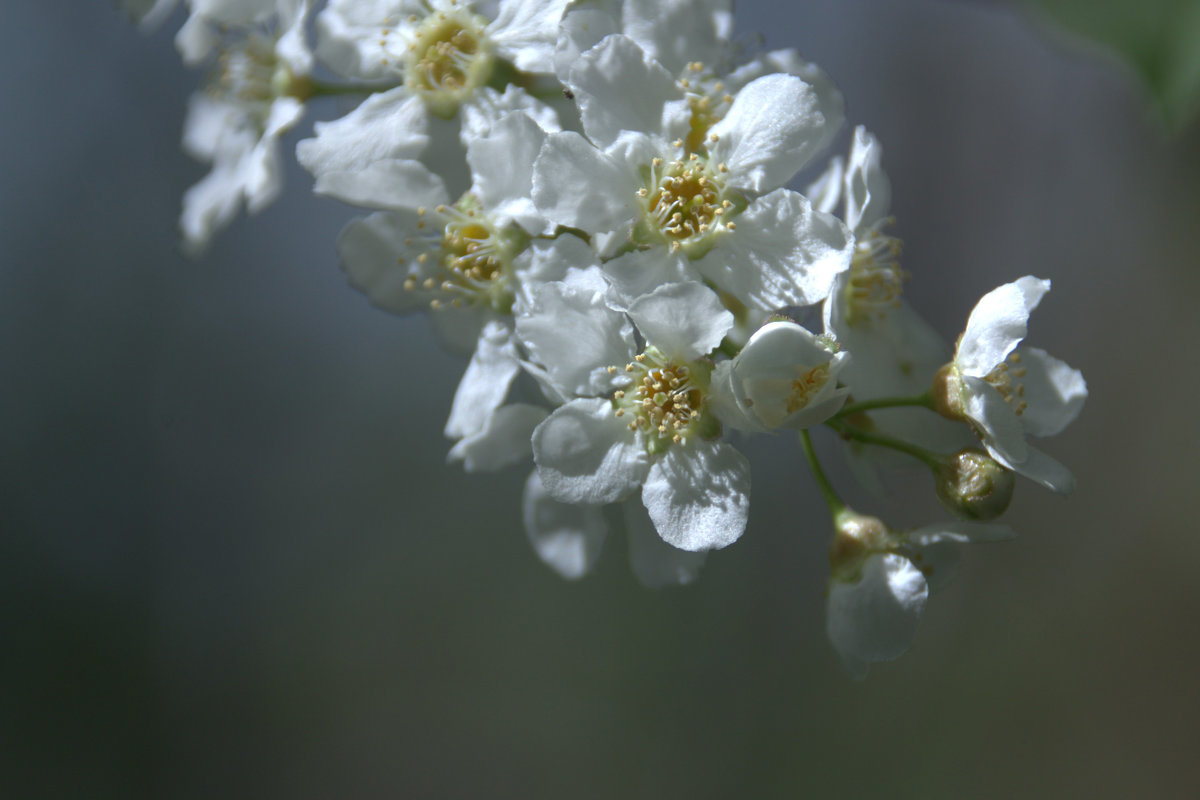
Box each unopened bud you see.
[935,448,1014,521]
[931,363,966,421]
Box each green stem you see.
[799,430,846,519]
[828,420,942,469]
[306,79,401,98]
[717,338,740,359]
[829,391,933,421]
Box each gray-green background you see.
[3,0,1199,796]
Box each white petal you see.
[956,276,1050,377]
[449,404,548,472]
[444,321,520,439]
[459,84,562,145]
[553,7,619,83]
[997,443,1077,494]
[600,249,700,308]
[844,126,891,235]
[312,159,449,211]
[709,74,841,194]
[693,189,852,311]
[707,361,765,433]
[1014,347,1087,438]
[296,88,429,181]
[533,398,650,504]
[532,132,640,233]
[641,440,750,551]
[826,553,928,668]
[313,0,400,79]
[515,281,635,397]
[624,500,706,588]
[522,470,608,580]
[512,236,599,310]
[626,282,733,362]
[488,0,572,72]
[466,112,549,233]
[620,0,731,76]
[568,35,680,148]
[963,375,1029,464]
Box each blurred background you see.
[3,0,1199,796]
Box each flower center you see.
[401,199,524,313]
[610,348,717,454]
[842,228,906,325]
[983,351,1029,415]
[400,9,493,118]
[786,365,831,413]
[635,151,738,256]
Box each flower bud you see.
[934,448,1015,521]
[930,363,966,421]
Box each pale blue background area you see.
[2,1,1199,796]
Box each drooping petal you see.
[624,500,706,588]
[444,320,520,440]
[640,440,750,551]
[693,189,852,311]
[1013,347,1087,438]
[568,34,680,149]
[312,159,449,211]
[522,470,608,580]
[532,132,640,233]
[708,74,841,194]
[296,88,429,183]
[826,553,928,674]
[626,282,733,362]
[533,398,650,504]
[993,443,1077,494]
[956,276,1050,377]
[515,281,636,397]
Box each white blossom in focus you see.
[935,277,1088,493]
[518,280,752,551]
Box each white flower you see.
[710,320,850,432]
[178,0,313,255]
[518,280,752,551]
[825,513,1012,678]
[314,0,569,115]
[532,69,851,311]
[934,277,1088,493]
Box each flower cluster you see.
[128,0,1087,676]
